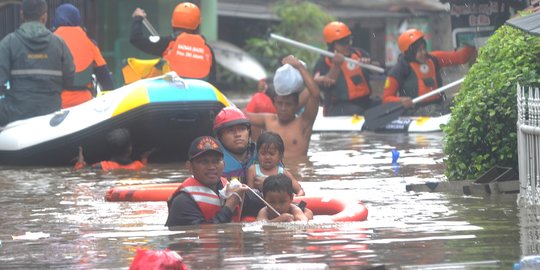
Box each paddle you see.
[363,77,465,131]
[208,40,267,81]
[269,33,385,74]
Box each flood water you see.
[0,131,534,269]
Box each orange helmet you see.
[398,29,424,53]
[171,2,200,30]
[323,21,352,44]
[213,107,250,134]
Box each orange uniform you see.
[383,45,475,105]
[75,159,146,171]
[163,33,213,80]
[54,26,113,108]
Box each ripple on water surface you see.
[0,132,524,269]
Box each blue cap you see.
[52,4,81,28]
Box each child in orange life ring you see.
[256,174,313,222]
[246,131,305,196]
[75,128,154,171]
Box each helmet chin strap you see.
[229,136,252,162]
[228,146,249,162]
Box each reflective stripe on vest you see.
[178,177,226,221]
[163,33,212,79]
[182,186,222,206]
[11,69,62,76]
[169,177,241,222]
[325,49,370,100]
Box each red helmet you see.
[323,21,352,44]
[171,2,200,30]
[213,107,250,134]
[398,29,424,53]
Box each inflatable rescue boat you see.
[105,183,368,222]
[0,73,231,166]
[312,107,449,133]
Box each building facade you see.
[0,0,529,86]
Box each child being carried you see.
[246,131,305,196]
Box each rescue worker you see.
[313,21,378,116]
[213,107,263,218]
[0,0,74,126]
[130,2,216,84]
[52,3,114,108]
[165,136,248,227]
[75,128,153,171]
[382,28,476,116]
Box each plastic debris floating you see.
[392,148,400,176]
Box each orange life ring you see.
[105,183,180,202]
[105,184,368,222]
[292,196,368,222]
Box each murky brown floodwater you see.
[0,131,534,269]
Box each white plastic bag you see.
[273,61,305,96]
[219,178,243,202]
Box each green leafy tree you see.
[245,0,334,73]
[443,22,540,181]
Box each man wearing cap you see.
[165,136,248,227]
[246,55,321,160]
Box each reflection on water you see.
[0,132,525,269]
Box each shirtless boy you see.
[246,55,320,160]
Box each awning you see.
[505,11,540,36]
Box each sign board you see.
[448,0,518,48]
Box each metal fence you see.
[517,84,540,205]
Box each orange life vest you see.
[403,58,441,104]
[169,177,241,222]
[325,49,371,100]
[97,160,145,171]
[163,33,212,80]
[54,26,108,108]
